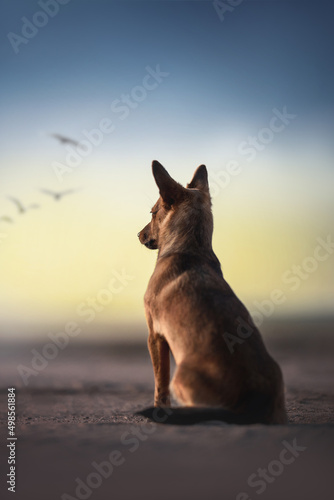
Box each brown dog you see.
[138,161,287,424]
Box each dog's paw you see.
[154,394,170,407]
[154,400,170,408]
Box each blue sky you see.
[2,0,334,164]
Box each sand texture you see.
[0,322,333,500]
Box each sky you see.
[1,0,334,339]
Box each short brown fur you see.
[138,161,287,424]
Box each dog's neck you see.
[158,205,216,260]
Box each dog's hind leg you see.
[170,362,220,407]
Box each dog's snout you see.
[138,230,148,241]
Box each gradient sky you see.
[1,0,333,339]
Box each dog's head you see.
[138,161,212,252]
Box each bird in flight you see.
[7,197,39,214]
[39,188,80,201]
[50,133,79,147]
[0,215,13,223]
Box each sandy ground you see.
[0,320,334,500]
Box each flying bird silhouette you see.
[0,215,13,223]
[50,133,79,147]
[7,197,39,214]
[39,188,80,201]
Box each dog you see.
[137,161,287,425]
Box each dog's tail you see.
[136,405,270,426]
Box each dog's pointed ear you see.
[152,160,184,207]
[187,165,209,191]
